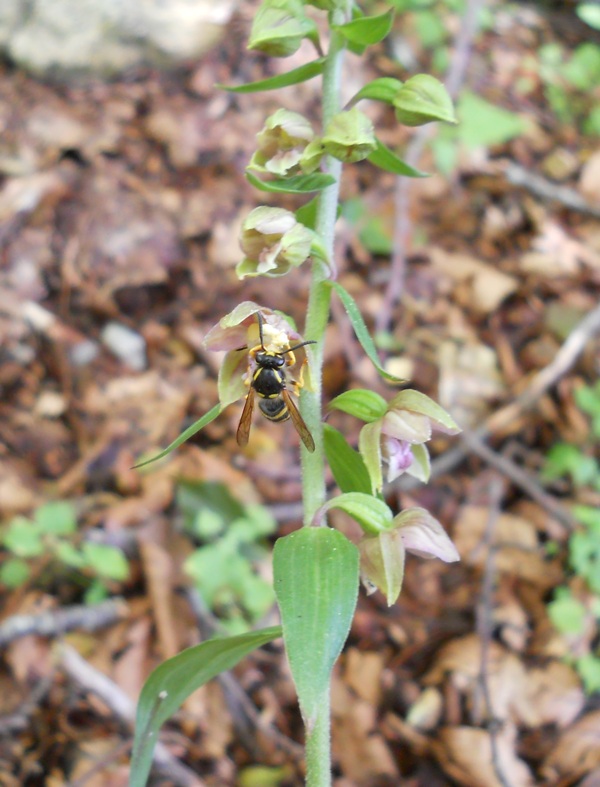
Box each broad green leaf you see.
[457,91,526,149]
[323,424,372,495]
[273,528,358,726]
[368,138,427,177]
[318,492,393,534]
[348,77,403,107]
[3,520,44,558]
[578,3,600,30]
[81,543,129,581]
[0,558,30,588]
[131,626,282,787]
[328,281,407,383]
[329,389,387,422]
[133,404,222,469]
[218,58,326,93]
[35,501,77,536]
[246,171,336,194]
[333,8,394,50]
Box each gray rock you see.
[0,0,235,76]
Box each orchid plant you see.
[130,2,460,785]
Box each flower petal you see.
[394,507,460,562]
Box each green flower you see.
[322,107,377,163]
[237,206,323,278]
[248,0,319,58]
[248,110,315,178]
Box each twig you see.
[376,0,485,334]
[184,588,304,761]
[398,301,600,520]
[58,643,205,787]
[475,477,514,787]
[503,162,600,219]
[0,599,128,648]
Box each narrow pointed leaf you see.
[131,626,282,787]
[246,171,336,194]
[218,58,326,93]
[368,138,428,177]
[273,529,359,727]
[133,404,222,469]
[323,424,372,495]
[333,9,394,48]
[328,281,406,383]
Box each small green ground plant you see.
[130,3,461,785]
[543,381,600,693]
[0,500,129,602]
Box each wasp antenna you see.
[284,339,317,354]
[257,311,266,350]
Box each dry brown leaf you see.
[406,686,444,731]
[453,505,562,589]
[423,634,529,724]
[432,725,534,787]
[438,339,506,427]
[344,648,384,706]
[542,711,600,784]
[429,248,518,313]
[579,150,600,203]
[139,541,179,661]
[521,662,584,728]
[332,675,399,784]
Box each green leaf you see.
[457,91,526,149]
[0,558,31,588]
[218,58,326,93]
[273,528,358,727]
[246,171,336,194]
[2,519,44,558]
[577,3,600,30]
[329,389,387,422]
[133,404,222,469]
[34,501,77,536]
[323,424,373,495]
[328,281,407,383]
[131,627,282,787]
[576,654,600,694]
[318,492,393,534]
[348,77,403,106]
[368,138,427,177]
[548,591,586,635]
[333,8,394,51]
[81,543,129,581]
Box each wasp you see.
[237,314,316,452]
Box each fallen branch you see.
[59,643,205,787]
[0,599,128,648]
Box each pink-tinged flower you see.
[359,507,460,605]
[237,206,322,279]
[359,390,460,491]
[203,302,314,407]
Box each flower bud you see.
[237,207,316,278]
[248,110,315,178]
[248,0,319,58]
[322,108,377,163]
[393,74,457,127]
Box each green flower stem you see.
[299,9,348,787]
[305,694,331,787]
[300,14,347,530]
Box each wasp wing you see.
[282,389,315,452]
[236,387,255,447]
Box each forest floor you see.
[1,2,600,786]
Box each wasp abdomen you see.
[258,397,289,422]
